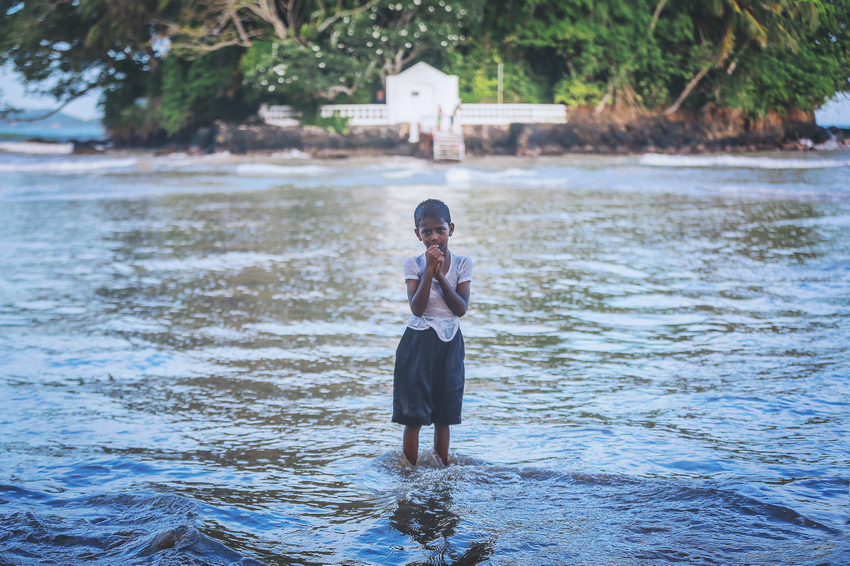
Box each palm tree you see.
[662,0,820,115]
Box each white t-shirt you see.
[404,251,473,342]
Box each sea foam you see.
[0,158,137,173]
[639,153,850,169]
[445,166,538,185]
[235,163,330,176]
[0,141,74,155]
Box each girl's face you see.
[415,217,454,251]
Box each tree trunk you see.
[595,81,616,114]
[663,64,711,116]
[649,0,668,35]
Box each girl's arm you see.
[407,246,442,316]
[435,270,470,317]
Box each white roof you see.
[393,62,451,82]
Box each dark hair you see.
[414,199,451,227]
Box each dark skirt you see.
[392,326,465,427]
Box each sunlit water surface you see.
[0,150,848,565]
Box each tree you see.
[708,0,850,114]
[662,0,821,115]
[212,0,483,102]
[494,0,675,110]
[441,43,547,103]
[0,0,178,120]
[2,0,847,134]
[166,0,377,58]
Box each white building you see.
[259,61,567,148]
[386,62,460,136]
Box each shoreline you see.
[2,137,849,162]
[3,113,849,159]
[206,109,850,159]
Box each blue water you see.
[0,150,848,564]
[0,125,106,142]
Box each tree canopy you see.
[1,0,847,138]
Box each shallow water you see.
[0,150,848,565]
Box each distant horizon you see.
[0,66,102,121]
[1,108,102,124]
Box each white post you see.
[409,121,420,143]
[497,62,504,104]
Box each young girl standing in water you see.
[392,199,472,466]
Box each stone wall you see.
[214,121,413,156]
[211,109,848,156]
[462,108,847,156]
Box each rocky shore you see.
[82,107,848,157]
[466,108,850,156]
[207,107,849,158]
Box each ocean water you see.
[0,148,848,565]
[0,124,106,143]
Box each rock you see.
[214,121,412,154]
[211,108,837,156]
[189,127,213,154]
[315,149,350,159]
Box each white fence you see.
[462,104,566,125]
[320,104,389,126]
[260,103,566,127]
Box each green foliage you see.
[100,48,249,138]
[240,0,484,103]
[476,0,845,114]
[303,111,352,135]
[160,49,246,134]
[3,0,849,134]
[0,0,176,112]
[658,0,847,114]
[553,78,603,107]
[742,0,850,113]
[442,46,546,103]
[241,39,370,103]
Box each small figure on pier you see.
[451,103,462,135]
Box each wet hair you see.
[414,199,451,227]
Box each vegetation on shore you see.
[1,0,848,142]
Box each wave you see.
[269,149,310,159]
[246,320,398,337]
[639,153,850,169]
[235,163,330,176]
[0,487,267,565]
[0,141,74,155]
[0,157,137,173]
[445,166,541,185]
[382,168,423,179]
[129,250,336,273]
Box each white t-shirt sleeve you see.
[404,256,421,281]
[457,256,473,284]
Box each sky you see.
[2,66,850,127]
[0,66,102,121]
[815,93,850,127]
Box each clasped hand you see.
[425,245,444,277]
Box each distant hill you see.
[0,110,105,141]
[1,109,101,129]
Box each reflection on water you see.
[0,153,848,565]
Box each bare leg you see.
[434,425,450,465]
[403,425,421,465]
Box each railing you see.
[258,104,300,127]
[461,104,566,125]
[319,104,389,126]
[259,103,567,128]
